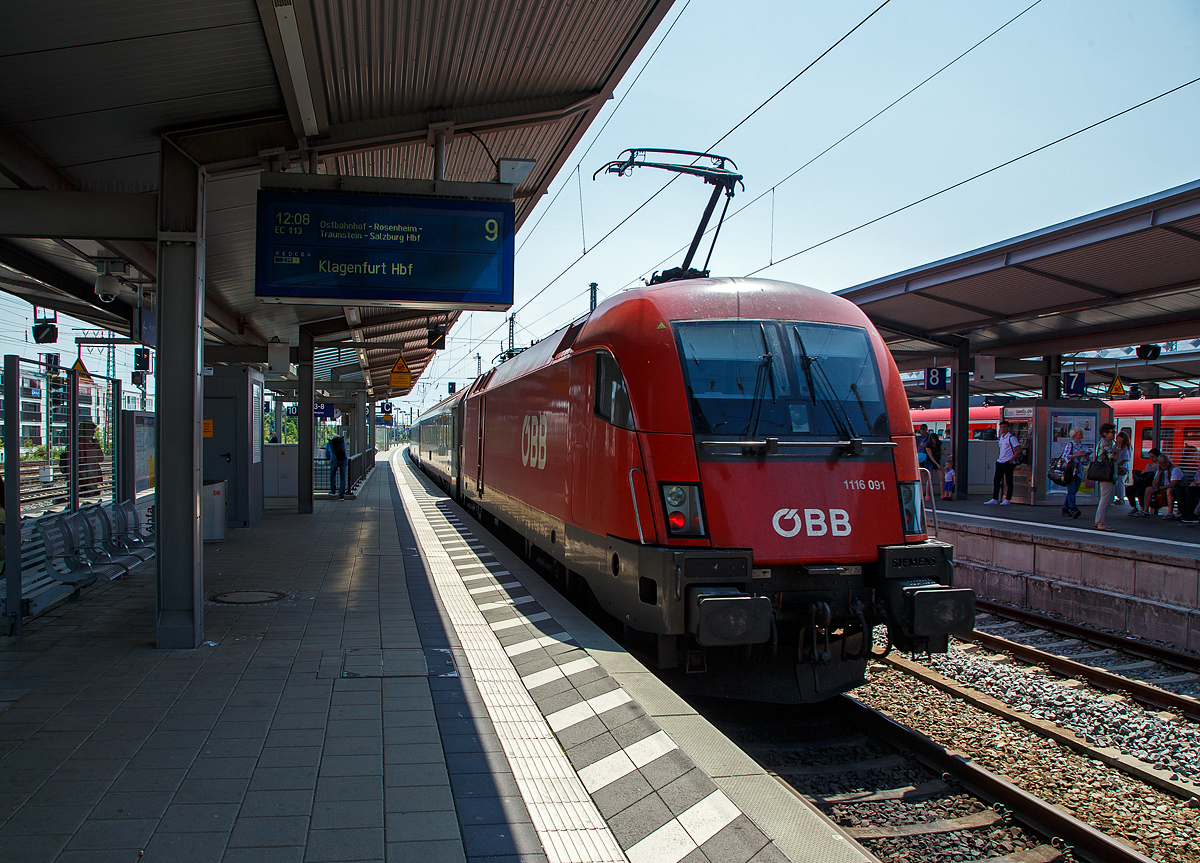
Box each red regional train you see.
[410,277,975,703]
[911,399,1200,473]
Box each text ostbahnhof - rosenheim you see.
[319,221,421,242]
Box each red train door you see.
[567,354,591,523]
[476,396,486,496]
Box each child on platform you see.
[942,460,955,500]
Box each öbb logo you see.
[521,414,547,469]
[772,508,851,537]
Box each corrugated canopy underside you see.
[0,0,673,397]
[840,178,1200,372]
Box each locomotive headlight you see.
[899,481,926,536]
[660,483,706,537]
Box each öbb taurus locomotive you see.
[411,277,974,702]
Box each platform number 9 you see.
[521,413,547,470]
[485,218,498,243]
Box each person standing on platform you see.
[942,459,955,500]
[325,433,349,500]
[985,420,1022,505]
[1060,427,1090,518]
[916,424,929,470]
[924,432,943,500]
[1093,423,1118,532]
[1114,432,1132,509]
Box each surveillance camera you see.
[95,273,121,303]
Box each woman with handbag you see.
[1091,423,1118,531]
[1060,428,1090,518]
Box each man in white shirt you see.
[985,420,1021,505]
[1135,454,1184,518]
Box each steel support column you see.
[368,400,376,452]
[4,355,22,635]
[154,140,205,649]
[951,342,970,500]
[1042,355,1061,400]
[298,327,314,513]
[354,391,366,455]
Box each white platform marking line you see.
[395,467,626,863]
[468,581,521,595]
[625,820,695,863]
[624,730,676,768]
[490,611,553,632]
[505,632,573,657]
[545,689,635,733]
[522,656,598,689]
[953,512,1200,549]
[678,789,741,846]
[577,748,637,794]
[477,594,537,611]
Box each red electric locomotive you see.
[412,276,974,702]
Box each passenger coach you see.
[412,277,974,702]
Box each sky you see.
[400,0,1200,415]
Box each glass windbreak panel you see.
[674,320,889,438]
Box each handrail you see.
[628,468,647,545]
[919,467,939,537]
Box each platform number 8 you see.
[924,367,948,391]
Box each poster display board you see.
[256,189,514,310]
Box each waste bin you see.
[202,480,227,541]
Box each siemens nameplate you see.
[255,189,514,310]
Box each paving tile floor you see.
[0,458,473,863]
[0,451,842,863]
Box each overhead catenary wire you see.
[491,0,896,328]
[746,73,1200,277]
[624,0,1046,288]
[416,1,922,392]
[515,0,696,256]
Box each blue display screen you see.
[255,190,514,310]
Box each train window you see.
[674,320,889,438]
[1142,426,1174,458]
[594,353,635,430]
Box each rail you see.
[974,598,1200,673]
[845,696,1155,863]
[699,439,898,448]
[313,448,376,494]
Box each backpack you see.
[328,436,347,460]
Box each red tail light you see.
[668,511,687,531]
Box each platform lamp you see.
[31,307,58,344]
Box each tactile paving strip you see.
[397,457,791,863]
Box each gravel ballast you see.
[857,665,1200,863]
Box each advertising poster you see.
[1048,411,1098,497]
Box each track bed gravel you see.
[856,665,1200,863]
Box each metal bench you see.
[36,513,125,586]
[115,500,155,556]
[81,505,153,567]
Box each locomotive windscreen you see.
[674,321,890,438]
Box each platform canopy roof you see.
[839,178,1200,374]
[0,0,674,397]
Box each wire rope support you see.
[919,467,939,537]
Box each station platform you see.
[936,498,1200,652]
[0,450,871,863]
[935,497,1200,560]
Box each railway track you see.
[966,599,1200,722]
[691,694,1154,863]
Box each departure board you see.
[255,189,514,310]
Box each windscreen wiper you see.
[743,323,777,439]
[793,326,864,457]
